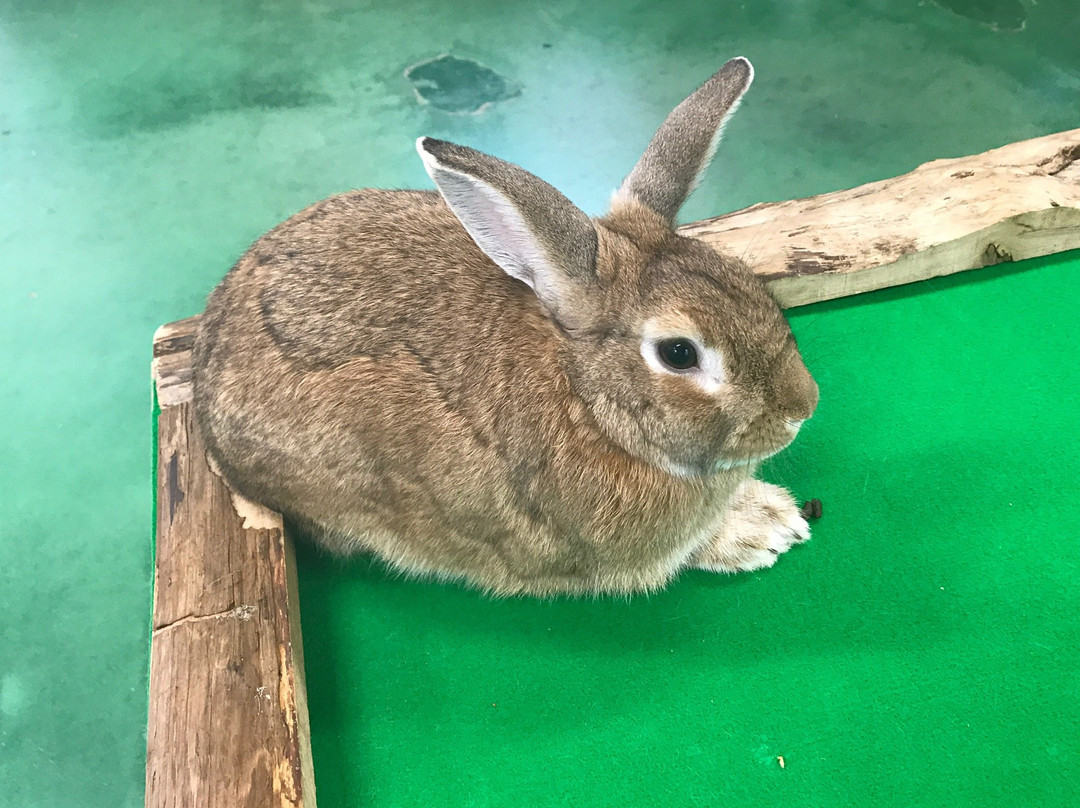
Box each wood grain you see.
[147,318,316,808]
[680,128,1080,307]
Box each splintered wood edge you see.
[152,316,199,406]
[679,127,1080,308]
[149,322,316,808]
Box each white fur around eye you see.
[640,332,727,395]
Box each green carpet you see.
[296,249,1080,807]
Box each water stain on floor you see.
[405,54,520,114]
[84,69,332,137]
[931,0,1027,32]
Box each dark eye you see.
[657,338,699,371]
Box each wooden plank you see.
[680,128,1080,307]
[144,129,1079,805]
[147,318,316,808]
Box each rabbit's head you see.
[419,57,817,477]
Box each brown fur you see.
[192,58,818,595]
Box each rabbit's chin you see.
[715,455,767,472]
[710,418,806,473]
[661,442,796,478]
[658,454,760,479]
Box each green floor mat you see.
[296,249,1080,807]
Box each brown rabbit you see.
[192,57,818,596]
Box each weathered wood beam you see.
[145,129,1080,806]
[147,317,316,808]
[680,128,1080,307]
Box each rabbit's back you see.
[194,186,548,476]
[192,189,644,585]
[207,190,524,368]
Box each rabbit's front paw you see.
[690,480,810,573]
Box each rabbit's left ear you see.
[418,137,597,326]
[614,57,753,224]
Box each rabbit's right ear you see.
[614,57,753,224]
[418,138,598,328]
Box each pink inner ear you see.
[421,155,558,293]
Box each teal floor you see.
[1,1,1078,806]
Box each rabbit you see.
[192,56,819,596]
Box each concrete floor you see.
[1,0,1077,805]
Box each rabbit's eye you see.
[657,338,699,371]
